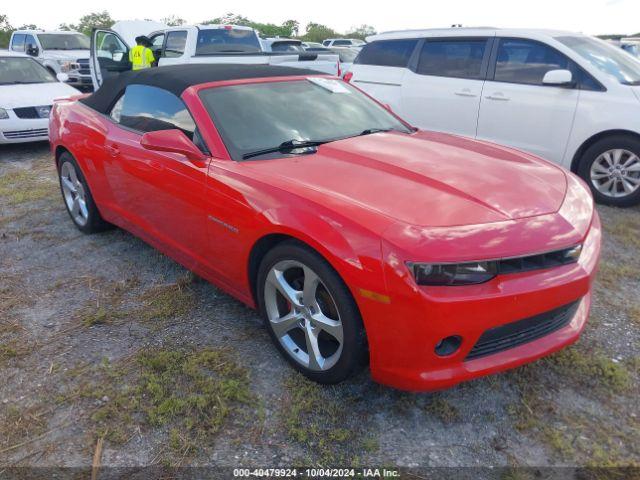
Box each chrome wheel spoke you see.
[267,269,302,307]
[271,311,303,338]
[61,176,76,193]
[78,198,89,219]
[304,323,323,370]
[302,266,320,308]
[591,149,640,197]
[612,149,623,165]
[71,197,81,217]
[312,312,343,344]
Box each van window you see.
[355,39,418,67]
[110,84,196,138]
[333,40,351,46]
[11,34,26,52]
[165,31,187,58]
[417,39,488,79]
[494,39,570,85]
[195,28,261,55]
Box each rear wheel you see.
[58,152,110,233]
[256,241,367,384]
[577,135,640,207]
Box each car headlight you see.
[36,105,52,118]
[0,108,8,120]
[407,261,497,286]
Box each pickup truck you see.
[90,24,340,88]
[9,30,93,91]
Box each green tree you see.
[161,15,186,26]
[18,24,39,30]
[59,11,115,36]
[202,13,252,26]
[0,14,13,49]
[282,19,300,37]
[345,24,376,40]
[302,22,338,43]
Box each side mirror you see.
[542,69,574,87]
[140,129,206,164]
[56,72,69,83]
[26,44,39,56]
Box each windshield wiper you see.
[359,127,394,136]
[242,139,329,160]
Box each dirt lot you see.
[1,142,639,474]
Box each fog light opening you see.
[435,335,462,356]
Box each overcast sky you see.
[3,0,639,36]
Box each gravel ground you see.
[0,142,638,476]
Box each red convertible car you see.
[49,65,601,391]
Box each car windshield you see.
[38,33,90,50]
[0,57,57,85]
[200,78,411,160]
[196,28,262,54]
[556,35,640,85]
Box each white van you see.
[347,28,640,207]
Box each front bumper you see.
[361,211,601,391]
[0,117,49,144]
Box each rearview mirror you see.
[141,129,206,164]
[542,69,574,87]
[56,72,69,83]
[26,44,39,56]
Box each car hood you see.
[632,86,640,103]
[42,50,89,60]
[1,82,79,108]
[244,131,567,228]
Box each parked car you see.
[0,51,78,144]
[322,38,366,48]
[90,23,340,87]
[261,38,305,53]
[50,64,600,390]
[346,28,640,207]
[331,47,360,76]
[302,41,324,49]
[9,29,93,91]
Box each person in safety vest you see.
[129,36,155,70]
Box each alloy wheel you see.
[263,260,344,371]
[590,149,640,198]
[60,161,89,226]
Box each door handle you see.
[486,93,510,101]
[454,89,477,97]
[105,144,120,157]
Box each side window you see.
[355,39,418,67]
[96,31,128,62]
[494,39,570,85]
[11,34,25,52]
[109,85,197,139]
[150,34,165,49]
[164,31,187,58]
[417,39,488,79]
[24,35,37,49]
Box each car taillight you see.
[344,71,353,82]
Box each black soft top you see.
[80,64,322,114]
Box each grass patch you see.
[0,404,49,451]
[64,347,253,461]
[0,169,57,206]
[596,261,637,291]
[281,373,372,465]
[139,281,195,323]
[424,396,460,423]
[602,213,640,249]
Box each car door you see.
[157,30,188,66]
[349,39,419,112]
[476,38,580,163]
[90,29,131,88]
[102,84,210,268]
[400,37,492,138]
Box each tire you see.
[577,135,640,207]
[256,240,367,384]
[57,152,110,233]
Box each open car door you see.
[90,29,131,88]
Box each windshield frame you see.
[37,33,90,51]
[556,35,640,86]
[197,77,413,161]
[0,56,58,85]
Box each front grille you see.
[13,107,39,119]
[466,300,581,360]
[3,128,49,139]
[77,58,90,75]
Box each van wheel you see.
[256,241,368,384]
[577,135,640,207]
[57,152,110,233]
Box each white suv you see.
[322,38,366,48]
[347,28,640,207]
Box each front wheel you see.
[256,241,367,384]
[577,135,640,207]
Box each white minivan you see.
[347,28,640,207]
